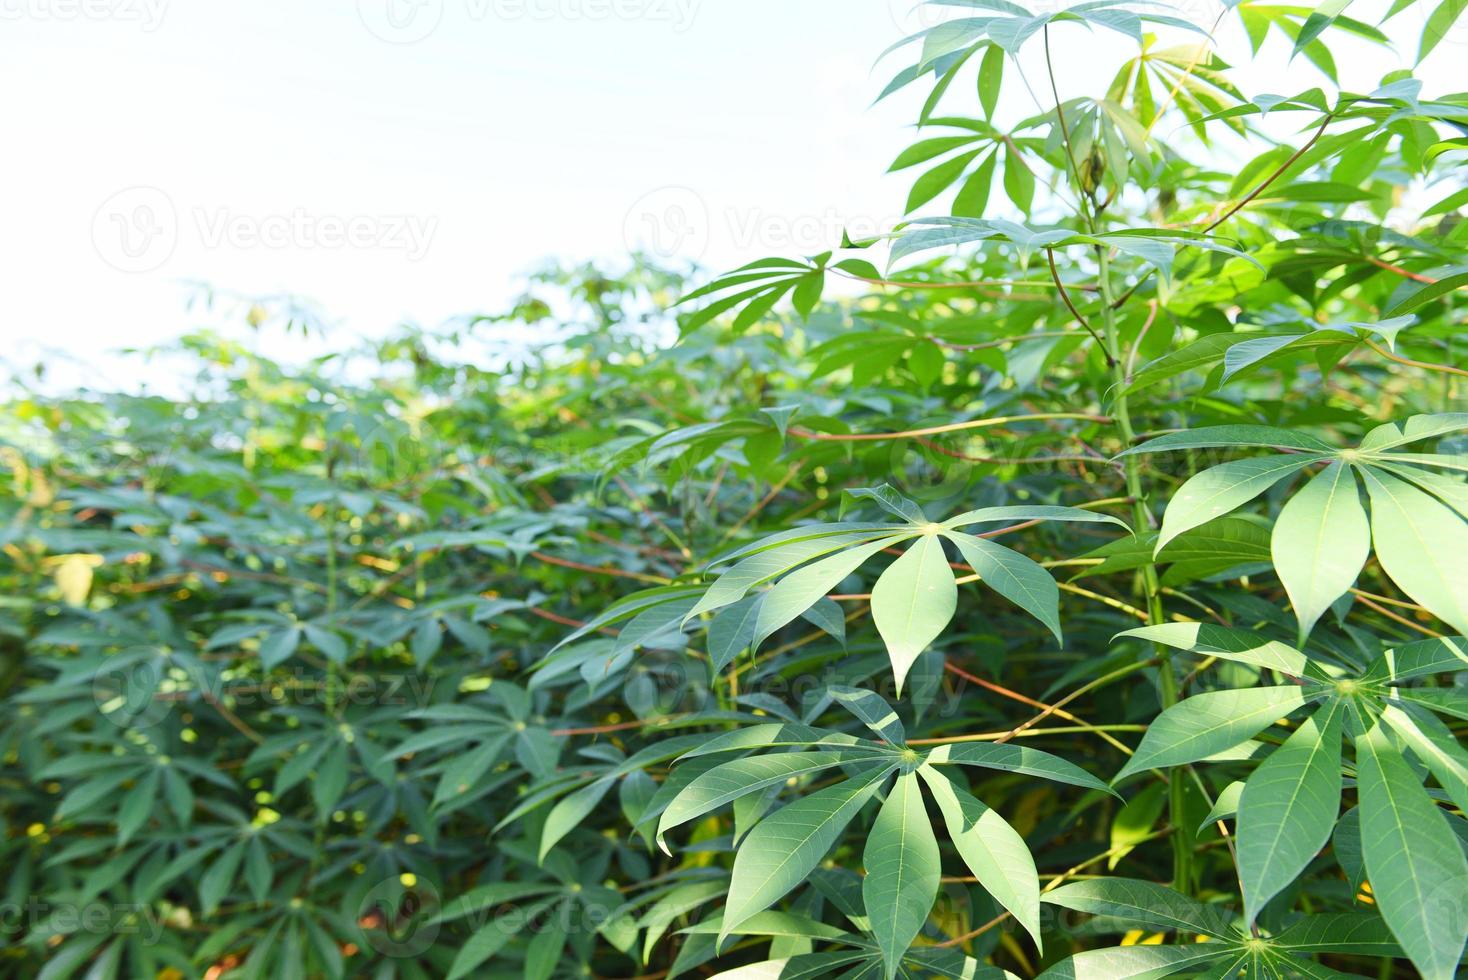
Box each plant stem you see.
[1096,246,1193,894]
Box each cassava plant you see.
[1,1,1467,978]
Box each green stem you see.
[1096,247,1193,894]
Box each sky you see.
[1,0,1460,392]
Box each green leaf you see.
[906,149,985,213]
[1383,269,1468,316]
[1159,455,1317,550]
[259,627,301,669]
[200,840,246,916]
[919,764,1041,949]
[433,733,510,810]
[863,771,940,978]
[1041,877,1233,937]
[446,902,553,980]
[1121,426,1334,456]
[1271,462,1369,641]
[1381,703,1468,814]
[871,533,958,694]
[827,686,907,744]
[978,44,1003,119]
[924,741,1115,795]
[1273,912,1403,955]
[1035,944,1228,980]
[1369,635,1468,682]
[1359,466,1468,634]
[721,765,889,941]
[943,505,1130,531]
[707,595,763,673]
[657,752,886,854]
[1355,722,1468,980]
[539,776,615,861]
[755,535,915,650]
[1236,700,1343,924]
[1116,686,1317,781]
[945,531,1061,644]
[1116,623,1312,677]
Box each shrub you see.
[3,2,1467,977]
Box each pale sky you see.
[1,0,1458,392]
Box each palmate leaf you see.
[679,485,1126,690]
[657,716,1106,961]
[863,771,940,979]
[1131,414,1468,634]
[871,532,957,694]
[1042,877,1234,937]
[655,749,895,855]
[1115,685,1322,782]
[1355,722,1468,979]
[1236,699,1344,924]
[1157,454,1320,549]
[720,765,892,942]
[919,763,1041,948]
[1270,461,1369,641]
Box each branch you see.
[1202,111,1334,233]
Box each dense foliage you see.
[4,1,1468,977]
